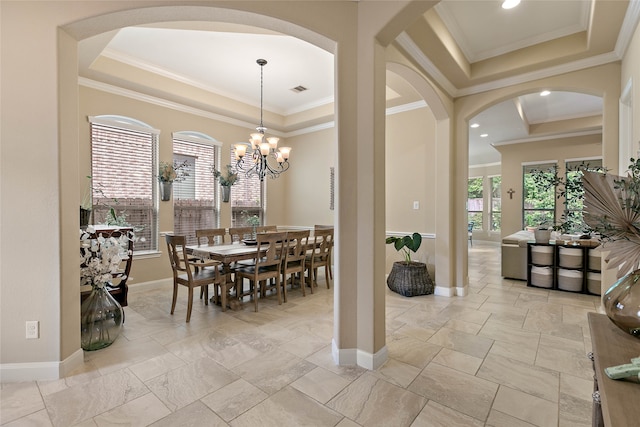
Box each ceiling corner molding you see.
[284,121,335,138]
[491,128,602,147]
[386,100,428,116]
[396,32,457,97]
[456,51,621,97]
[79,77,258,131]
[615,0,640,57]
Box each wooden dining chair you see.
[235,231,287,312]
[195,228,227,300]
[314,225,334,280]
[165,234,228,321]
[305,227,333,289]
[229,226,254,242]
[282,229,310,300]
[195,228,227,246]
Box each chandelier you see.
[234,59,291,182]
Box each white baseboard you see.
[128,278,173,293]
[0,349,84,383]
[456,285,469,296]
[434,285,455,296]
[357,345,388,370]
[332,339,388,370]
[332,338,357,365]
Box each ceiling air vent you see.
[291,85,308,93]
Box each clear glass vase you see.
[80,285,123,350]
[603,269,640,338]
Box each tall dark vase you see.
[160,181,172,201]
[221,185,231,203]
[80,285,123,350]
[604,269,640,338]
[80,207,91,228]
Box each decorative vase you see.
[603,269,640,338]
[386,261,434,297]
[534,228,551,243]
[221,185,231,203]
[80,207,92,228]
[160,181,172,201]
[80,285,124,350]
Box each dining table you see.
[185,236,318,306]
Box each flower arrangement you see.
[212,164,238,186]
[158,160,190,183]
[80,226,133,289]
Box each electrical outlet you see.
[26,321,39,339]
[413,201,420,210]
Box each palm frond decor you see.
[583,162,640,278]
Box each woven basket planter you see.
[387,261,434,297]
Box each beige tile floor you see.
[1,241,601,426]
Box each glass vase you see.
[80,285,123,351]
[603,269,640,338]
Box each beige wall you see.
[281,128,336,227]
[621,12,640,172]
[495,134,603,237]
[385,107,437,273]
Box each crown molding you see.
[615,0,640,57]
[386,100,427,116]
[491,128,601,147]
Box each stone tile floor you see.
[1,241,601,426]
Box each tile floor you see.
[1,241,602,426]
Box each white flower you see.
[80,229,132,288]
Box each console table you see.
[587,313,640,427]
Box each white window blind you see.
[173,139,218,244]
[90,118,158,252]
[230,148,264,227]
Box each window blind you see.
[230,148,264,227]
[90,121,158,252]
[173,139,218,244]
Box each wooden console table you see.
[587,313,640,427]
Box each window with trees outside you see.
[173,132,220,245]
[90,115,158,252]
[230,147,264,227]
[564,159,603,233]
[467,177,483,230]
[490,175,501,231]
[523,163,556,228]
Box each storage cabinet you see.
[527,241,601,294]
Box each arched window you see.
[172,131,221,244]
[89,115,159,252]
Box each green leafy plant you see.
[212,164,238,187]
[386,232,422,264]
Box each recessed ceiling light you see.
[502,0,521,9]
[470,123,480,128]
[480,134,489,138]
[540,90,551,96]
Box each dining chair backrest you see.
[165,234,191,278]
[229,226,253,242]
[313,227,334,257]
[255,231,288,269]
[195,228,226,246]
[284,229,311,267]
[257,225,277,233]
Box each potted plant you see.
[157,160,189,201]
[581,159,640,338]
[212,164,238,202]
[385,232,434,297]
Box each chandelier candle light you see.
[235,59,291,181]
